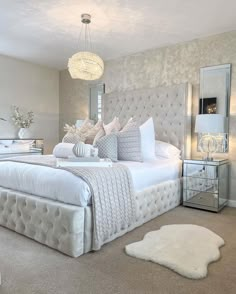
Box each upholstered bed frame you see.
[0,83,192,257]
[103,83,192,158]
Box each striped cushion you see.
[117,124,143,162]
[122,117,137,131]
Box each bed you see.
[0,83,192,257]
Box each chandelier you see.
[68,14,104,81]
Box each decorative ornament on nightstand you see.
[11,106,34,139]
[195,114,226,161]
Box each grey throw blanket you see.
[1,155,135,250]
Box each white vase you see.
[18,128,30,139]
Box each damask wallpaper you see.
[59,70,89,140]
[59,30,236,202]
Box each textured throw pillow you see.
[155,140,181,159]
[96,133,118,162]
[62,132,86,144]
[103,117,121,135]
[139,117,156,161]
[93,126,106,145]
[122,117,137,131]
[85,120,103,144]
[62,121,93,144]
[117,124,143,162]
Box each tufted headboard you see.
[102,83,192,159]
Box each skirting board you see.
[227,200,236,208]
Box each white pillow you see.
[155,140,181,159]
[53,143,75,158]
[139,117,156,161]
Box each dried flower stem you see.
[11,106,34,128]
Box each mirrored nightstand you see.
[183,158,229,212]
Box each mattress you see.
[0,156,182,207]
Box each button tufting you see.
[0,174,181,257]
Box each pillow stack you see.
[55,116,181,161]
[95,116,156,163]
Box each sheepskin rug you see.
[125,224,224,279]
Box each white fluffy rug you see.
[125,224,224,279]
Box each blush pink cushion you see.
[103,117,121,135]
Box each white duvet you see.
[0,156,181,207]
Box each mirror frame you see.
[89,83,105,122]
[198,63,232,153]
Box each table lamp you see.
[195,114,225,160]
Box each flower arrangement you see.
[12,106,34,128]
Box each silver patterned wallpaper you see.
[59,70,89,140]
[59,30,236,202]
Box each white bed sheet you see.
[0,156,182,207]
[120,157,182,191]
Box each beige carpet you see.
[0,206,236,294]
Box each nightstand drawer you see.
[183,163,218,179]
[184,177,218,194]
[183,190,219,209]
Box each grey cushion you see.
[96,133,118,162]
[117,125,143,162]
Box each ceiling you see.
[1,0,236,70]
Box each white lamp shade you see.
[195,114,225,133]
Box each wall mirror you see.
[198,64,231,153]
[89,84,105,122]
